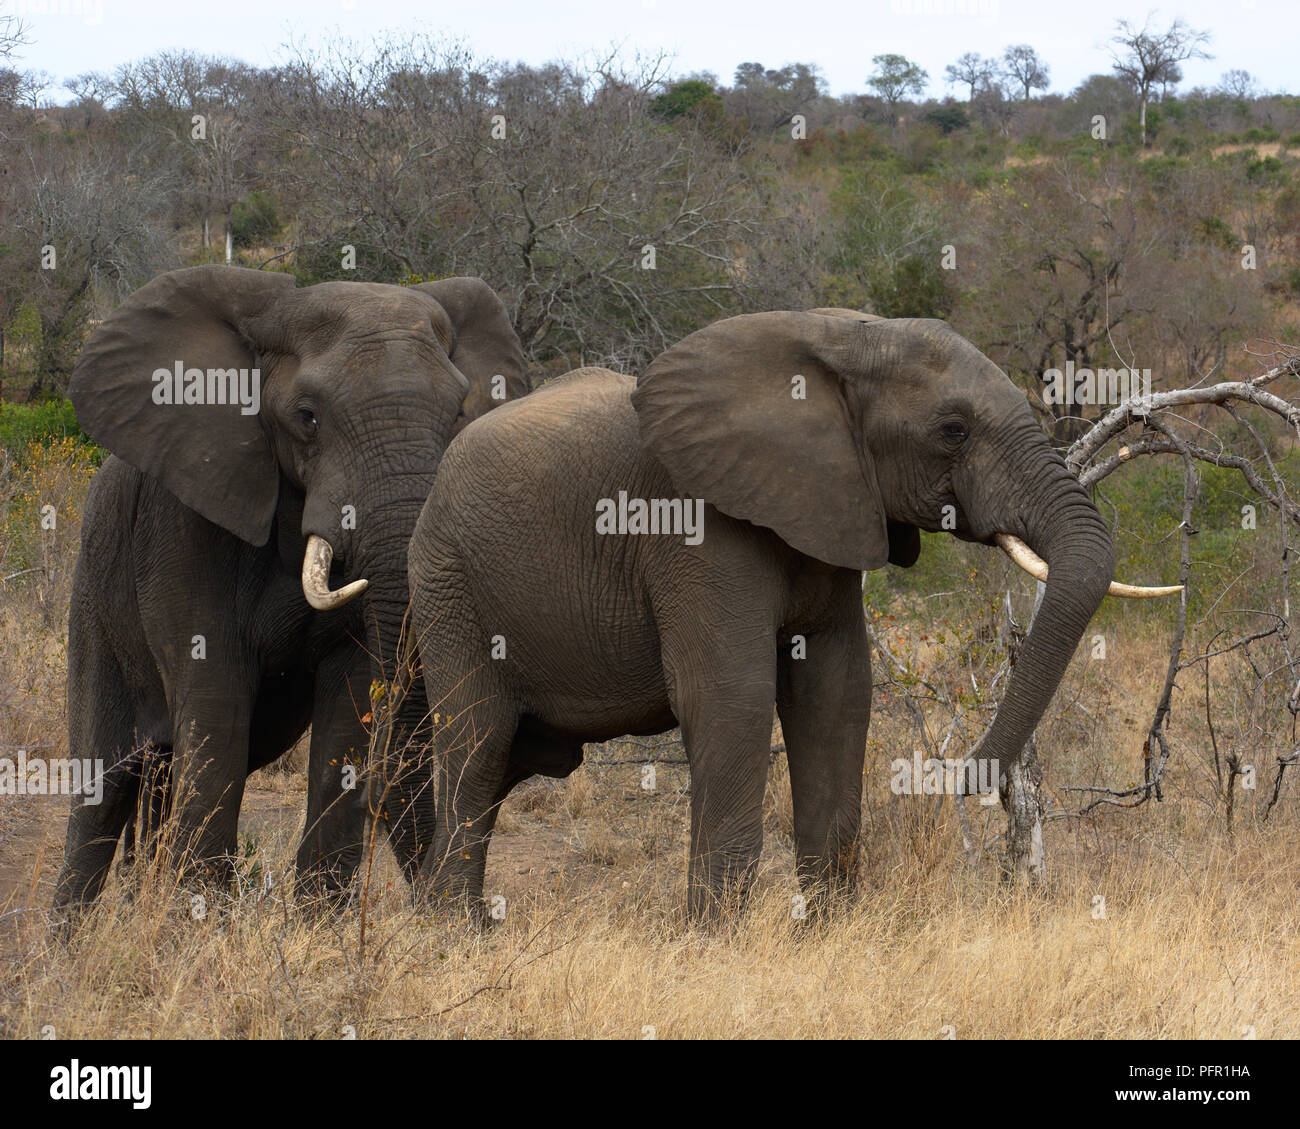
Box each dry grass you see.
[3,795,1295,1039]
[1,442,1298,1039]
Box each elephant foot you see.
[293,850,362,915]
[293,876,358,918]
[684,882,754,932]
[415,872,499,934]
[49,901,85,944]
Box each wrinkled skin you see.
[406,310,1115,923]
[53,266,528,923]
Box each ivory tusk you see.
[301,534,368,611]
[995,533,1183,599]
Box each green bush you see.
[868,254,954,319]
[923,105,969,135]
[0,400,98,463]
[1199,215,1238,250]
[1246,155,1284,184]
[231,191,283,250]
[650,80,722,121]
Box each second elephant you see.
[405,310,1166,921]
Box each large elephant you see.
[405,310,1170,922]
[53,265,528,920]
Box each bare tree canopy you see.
[944,51,994,102]
[1002,44,1051,101]
[1110,16,1213,145]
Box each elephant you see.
[403,309,1173,922]
[53,265,528,921]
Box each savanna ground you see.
[1,436,1297,1040]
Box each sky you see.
[3,0,1295,103]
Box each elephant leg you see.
[140,745,173,858]
[120,810,137,874]
[54,760,142,922]
[422,660,518,914]
[775,583,871,912]
[54,633,142,921]
[372,663,437,888]
[117,744,171,888]
[296,646,372,901]
[665,635,778,924]
[166,690,252,888]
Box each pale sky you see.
[4,0,1294,102]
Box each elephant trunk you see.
[352,492,438,883]
[976,463,1115,812]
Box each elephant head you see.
[69,263,526,682]
[632,310,1167,807]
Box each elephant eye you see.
[940,421,968,442]
[298,408,319,436]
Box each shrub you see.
[923,105,969,135]
[868,254,954,319]
[0,400,97,463]
[230,191,283,249]
[1,436,98,577]
[1199,215,1238,251]
[1246,155,1284,184]
[649,80,722,121]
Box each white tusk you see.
[995,533,1183,599]
[301,534,368,611]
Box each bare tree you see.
[1002,44,1050,101]
[1110,16,1212,146]
[0,13,27,60]
[1058,349,1300,835]
[1218,68,1259,101]
[971,76,1017,136]
[3,138,174,396]
[944,52,994,103]
[267,39,762,368]
[964,157,1160,438]
[725,61,827,131]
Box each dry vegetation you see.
[1,454,1296,1040]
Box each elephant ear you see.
[633,311,888,571]
[68,265,296,546]
[810,309,920,568]
[410,278,529,423]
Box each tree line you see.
[0,17,1296,452]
